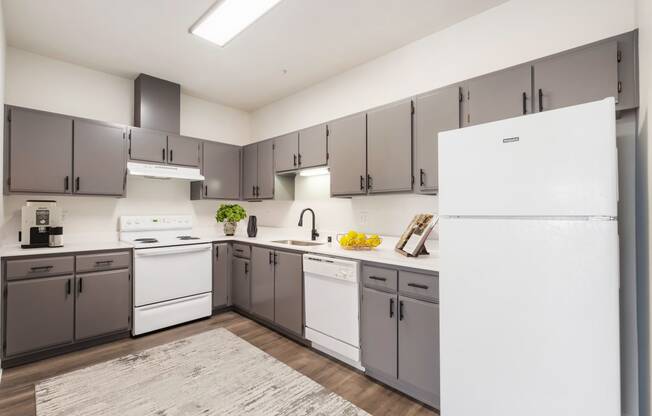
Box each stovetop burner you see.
[177,235,200,240]
[135,238,159,243]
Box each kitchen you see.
[0,0,649,415]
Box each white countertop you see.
[0,227,439,272]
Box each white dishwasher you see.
[303,254,363,370]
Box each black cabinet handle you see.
[389,298,394,318]
[256,186,260,196]
[522,92,527,115]
[205,185,208,196]
[538,89,543,112]
[293,154,297,166]
[162,148,166,161]
[66,279,71,295]
[215,246,219,259]
[367,174,373,189]
[78,278,83,294]
[360,175,365,190]
[75,177,80,191]
[298,154,302,166]
[419,169,425,187]
[244,263,248,274]
[170,149,173,162]
[94,260,113,266]
[273,253,278,265]
[407,283,429,290]
[30,265,53,272]
[399,300,404,321]
[368,275,386,282]
[64,176,69,191]
[252,185,255,197]
[269,251,273,264]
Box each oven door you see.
[134,243,212,306]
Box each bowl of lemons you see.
[337,230,382,250]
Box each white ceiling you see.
[4,0,507,111]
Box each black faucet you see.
[298,208,319,241]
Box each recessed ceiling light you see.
[190,0,283,47]
[299,167,330,177]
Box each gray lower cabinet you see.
[167,134,201,167]
[73,119,127,196]
[414,86,460,194]
[128,126,168,163]
[463,64,531,127]
[231,256,251,311]
[274,132,299,172]
[251,246,275,321]
[298,124,327,169]
[273,251,303,336]
[398,296,440,405]
[194,141,240,200]
[366,99,413,193]
[534,40,619,112]
[361,287,398,378]
[6,106,73,194]
[328,113,367,196]
[5,275,74,356]
[213,243,231,308]
[75,269,130,341]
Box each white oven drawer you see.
[134,243,212,307]
[133,293,211,335]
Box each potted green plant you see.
[215,204,247,236]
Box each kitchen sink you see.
[271,239,324,247]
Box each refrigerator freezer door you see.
[439,217,620,416]
[439,98,618,217]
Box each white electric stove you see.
[119,215,212,335]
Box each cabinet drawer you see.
[6,256,74,281]
[232,243,251,259]
[399,271,438,302]
[362,265,397,292]
[76,251,130,273]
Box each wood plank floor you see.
[0,311,437,416]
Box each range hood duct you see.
[127,162,205,181]
[134,74,181,134]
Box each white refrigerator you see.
[438,98,620,416]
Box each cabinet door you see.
[398,296,439,403]
[8,107,73,194]
[242,143,258,200]
[274,132,299,172]
[203,141,240,200]
[534,40,618,112]
[361,287,398,378]
[328,113,367,196]
[5,275,74,356]
[75,269,130,340]
[298,124,327,168]
[213,243,230,308]
[414,86,460,194]
[257,140,275,199]
[231,257,250,311]
[128,127,168,163]
[73,119,126,196]
[463,64,531,127]
[274,250,303,336]
[251,246,275,321]
[167,134,200,167]
[367,100,413,193]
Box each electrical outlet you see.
[359,211,368,225]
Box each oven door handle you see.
[134,245,211,257]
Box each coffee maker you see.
[20,200,64,248]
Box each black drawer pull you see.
[30,265,53,272]
[94,260,114,266]
[244,263,248,274]
[368,275,387,282]
[235,248,244,253]
[399,300,404,321]
[389,298,394,318]
[407,283,429,290]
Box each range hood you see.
[127,162,205,181]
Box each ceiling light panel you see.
[191,0,283,47]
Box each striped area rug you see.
[36,328,368,416]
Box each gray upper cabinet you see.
[414,86,460,194]
[398,296,440,406]
[361,287,398,378]
[242,143,258,200]
[534,40,618,112]
[5,275,74,356]
[274,250,303,336]
[128,127,168,164]
[251,246,275,322]
[615,31,638,111]
[75,269,130,341]
[73,119,126,196]
[328,113,367,196]
[274,132,299,173]
[231,257,250,311]
[201,141,240,200]
[463,64,531,127]
[6,107,73,194]
[298,124,327,169]
[167,134,200,167]
[367,99,413,193]
[257,140,275,199]
[213,243,230,308]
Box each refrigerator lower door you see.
[439,217,620,416]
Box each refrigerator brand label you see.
[502,137,520,143]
